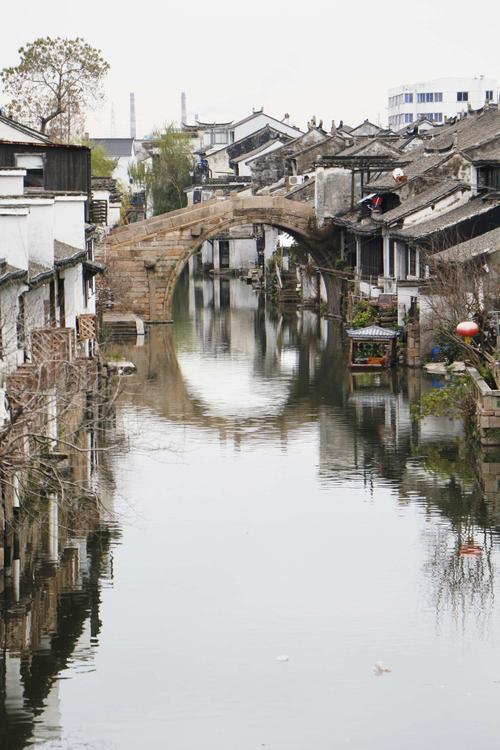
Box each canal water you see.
[3,275,500,749]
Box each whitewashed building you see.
[0,115,99,411]
[387,76,499,130]
[183,110,304,274]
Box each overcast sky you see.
[1,0,499,137]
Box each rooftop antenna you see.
[181,92,187,125]
[129,92,137,139]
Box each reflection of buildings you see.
[112,284,500,635]
[112,277,329,444]
[116,281,500,523]
[0,399,120,750]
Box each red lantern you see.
[459,543,483,557]
[456,321,480,338]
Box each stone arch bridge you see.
[99,195,343,320]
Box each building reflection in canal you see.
[0,396,121,749]
[3,271,500,748]
[123,273,500,628]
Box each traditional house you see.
[324,105,500,353]
[0,117,99,416]
[184,111,304,274]
[250,125,335,193]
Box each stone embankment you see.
[468,366,500,446]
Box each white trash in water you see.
[276,655,289,662]
[374,661,392,675]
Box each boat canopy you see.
[347,325,399,341]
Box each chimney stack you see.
[129,92,136,139]
[181,92,187,125]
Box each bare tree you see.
[422,251,500,372]
[0,292,121,553]
[1,37,109,140]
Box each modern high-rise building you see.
[387,76,499,130]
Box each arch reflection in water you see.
[118,275,500,563]
[4,276,500,748]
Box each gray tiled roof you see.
[391,196,500,240]
[367,149,449,189]
[0,262,26,286]
[91,138,134,157]
[378,180,470,225]
[349,120,387,136]
[231,111,304,134]
[54,240,86,266]
[333,212,380,234]
[367,109,500,190]
[29,260,53,284]
[425,106,500,154]
[430,226,500,263]
[463,138,500,163]
[92,177,118,191]
[332,137,401,159]
[347,325,399,340]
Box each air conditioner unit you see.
[288,175,304,187]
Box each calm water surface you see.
[2,276,500,749]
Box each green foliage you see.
[91,144,118,177]
[265,263,280,302]
[415,442,476,482]
[478,365,496,389]
[76,137,117,177]
[351,300,376,329]
[1,37,109,140]
[120,191,131,224]
[356,342,387,358]
[483,428,500,440]
[319,300,329,317]
[129,125,193,215]
[288,241,309,265]
[412,375,476,423]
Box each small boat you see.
[347,325,400,371]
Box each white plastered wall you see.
[0,282,26,374]
[0,170,25,196]
[230,238,257,268]
[59,264,84,330]
[0,210,29,269]
[26,199,55,266]
[24,284,50,357]
[53,196,86,249]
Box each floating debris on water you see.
[374,661,392,676]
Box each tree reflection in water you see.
[412,442,498,634]
[3,275,500,746]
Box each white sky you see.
[1,0,499,137]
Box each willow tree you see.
[130,125,193,215]
[1,37,109,141]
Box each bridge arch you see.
[101,195,337,320]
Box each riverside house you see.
[0,113,100,418]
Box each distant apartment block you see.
[387,76,499,130]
